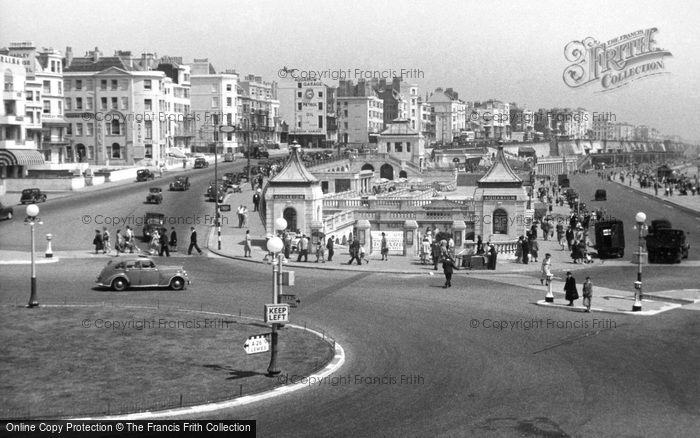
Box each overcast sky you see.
[2,0,698,142]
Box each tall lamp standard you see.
[25,204,42,308]
[266,219,286,376]
[633,211,646,312]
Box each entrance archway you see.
[398,170,408,178]
[361,163,375,172]
[380,163,394,180]
[283,207,298,232]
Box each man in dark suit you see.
[188,226,203,255]
[347,238,362,265]
[252,191,261,212]
[159,227,170,257]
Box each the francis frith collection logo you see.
[563,28,672,92]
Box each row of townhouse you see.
[1,43,286,170]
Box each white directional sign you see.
[264,304,289,323]
[243,333,271,354]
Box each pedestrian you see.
[515,236,523,263]
[237,205,244,228]
[188,226,203,255]
[159,227,170,257]
[102,227,111,255]
[564,271,579,306]
[540,253,552,285]
[347,238,362,265]
[182,157,187,169]
[476,235,484,255]
[244,230,252,257]
[316,238,326,263]
[529,236,539,262]
[296,234,309,262]
[582,276,593,312]
[169,227,178,252]
[93,229,104,254]
[521,237,530,264]
[283,231,291,259]
[420,236,431,264]
[149,228,160,255]
[359,244,369,264]
[253,190,261,212]
[242,205,249,227]
[486,243,498,270]
[115,229,125,255]
[326,236,334,261]
[431,240,442,271]
[380,232,389,261]
[442,253,455,288]
[125,226,136,253]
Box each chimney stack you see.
[92,47,100,63]
[65,46,73,68]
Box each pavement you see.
[3,162,699,316]
[608,174,700,214]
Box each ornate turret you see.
[264,142,323,233]
[477,146,523,188]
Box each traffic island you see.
[0,305,335,419]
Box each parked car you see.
[206,181,227,202]
[146,187,163,204]
[223,152,234,162]
[0,202,13,220]
[646,219,689,263]
[96,256,190,291]
[142,212,165,241]
[169,176,190,191]
[194,158,209,168]
[646,229,690,263]
[594,219,625,258]
[136,169,155,182]
[20,188,47,204]
[594,189,607,201]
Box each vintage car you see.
[169,176,190,191]
[223,152,235,162]
[142,212,165,241]
[96,256,190,291]
[20,188,47,204]
[146,187,163,204]
[194,157,209,168]
[594,219,625,258]
[136,169,155,182]
[594,189,607,201]
[0,202,13,220]
[206,181,227,202]
[646,219,689,263]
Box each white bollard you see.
[45,233,53,258]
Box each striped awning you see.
[0,149,46,166]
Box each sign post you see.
[243,333,271,354]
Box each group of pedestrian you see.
[237,205,249,228]
[92,226,184,257]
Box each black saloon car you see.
[136,169,155,182]
[194,158,209,168]
[20,188,47,204]
[146,187,163,204]
[169,176,190,191]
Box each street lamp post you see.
[266,223,285,376]
[633,211,646,312]
[25,204,41,308]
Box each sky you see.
[2,0,699,143]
